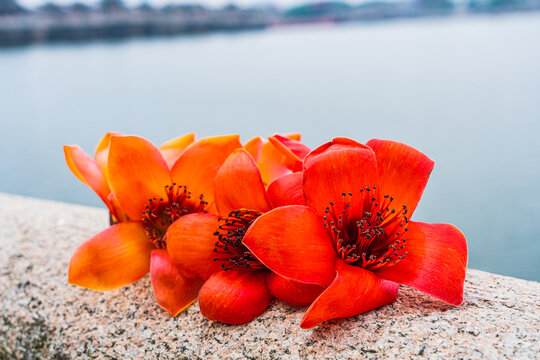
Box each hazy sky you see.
[18,0,382,10]
[19,0,329,9]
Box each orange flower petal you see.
[266,172,305,207]
[108,192,129,223]
[166,213,222,280]
[301,260,399,329]
[243,205,336,287]
[160,133,196,169]
[68,222,152,291]
[374,221,467,305]
[198,270,272,325]
[170,135,242,208]
[214,149,271,215]
[366,139,434,216]
[257,141,291,186]
[266,272,324,307]
[206,203,219,216]
[150,249,204,316]
[64,145,112,209]
[244,136,263,162]
[94,132,121,181]
[268,134,310,172]
[108,135,171,221]
[303,137,379,220]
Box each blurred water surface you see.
[1,13,539,281]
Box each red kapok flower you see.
[64,132,196,223]
[67,134,241,316]
[166,148,323,324]
[242,138,468,329]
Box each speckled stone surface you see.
[0,193,539,359]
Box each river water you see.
[1,13,539,281]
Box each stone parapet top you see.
[0,193,538,359]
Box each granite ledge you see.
[0,193,539,359]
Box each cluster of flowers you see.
[64,133,467,329]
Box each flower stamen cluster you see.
[142,183,208,249]
[324,188,409,270]
[213,209,265,271]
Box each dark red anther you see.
[213,209,265,271]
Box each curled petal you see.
[366,139,434,216]
[166,213,222,280]
[374,221,467,305]
[214,149,271,215]
[271,134,310,159]
[198,270,272,325]
[171,135,242,207]
[64,145,112,210]
[150,250,204,316]
[268,134,310,172]
[266,272,324,307]
[301,260,399,329]
[108,135,171,221]
[267,172,305,207]
[94,132,121,181]
[243,205,336,287]
[244,136,263,162]
[303,137,379,220]
[68,222,152,291]
[160,133,196,169]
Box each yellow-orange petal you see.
[68,222,152,291]
[160,133,196,169]
[166,213,222,280]
[108,135,172,221]
[94,132,121,181]
[214,149,271,215]
[64,145,112,209]
[150,249,204,316]
[170,135,242,207]
[244,136,263,162]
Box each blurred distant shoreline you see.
[1,0,539,47]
